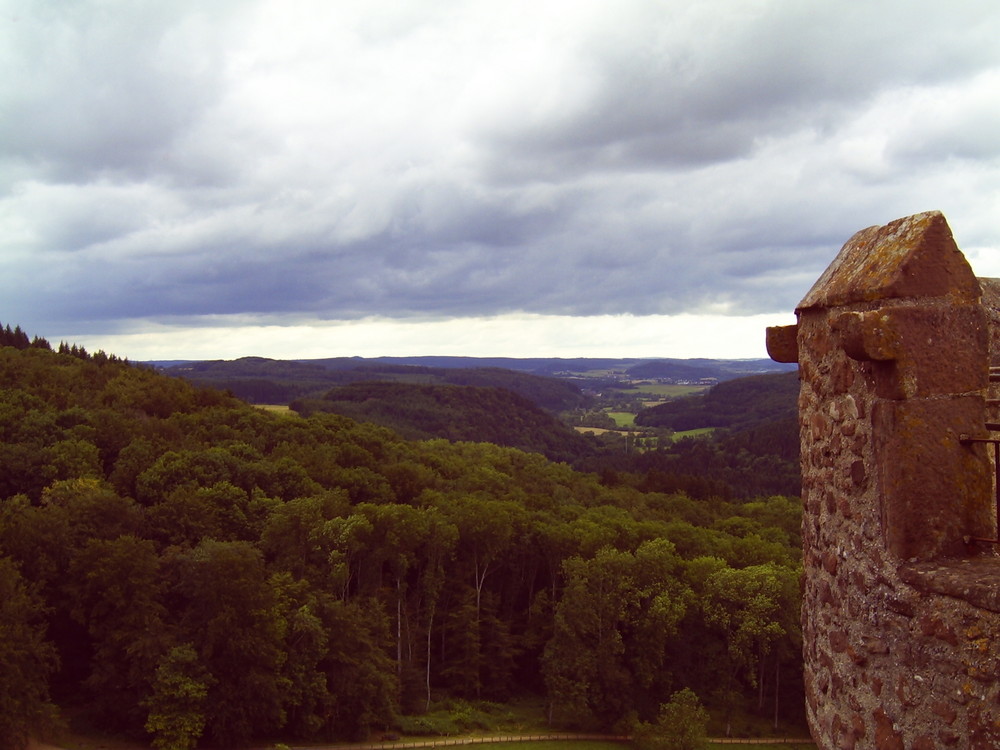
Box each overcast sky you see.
[2,0,999,360]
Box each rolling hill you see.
[290,381,596,463]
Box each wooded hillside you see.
[635,372,799,431]
[290,381,596,463]
[0,326,804,749]
[165,357,588,412]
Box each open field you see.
[672,427,715,439]
[34,737,815,750]
[565,369,630,378]
[573,426,716,440]
[573,428,715,447]
[427,741,815,750]
[43,694,811,750]
[573,426,624,436]
[606,411,636,427]
[478,744,815,750]
[618,384,709,398]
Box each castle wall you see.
[769,212,1000,749]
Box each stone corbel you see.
[766,324,799,364]
[834,306,987,400]
[833,311,901,363]
[832,310,908,399]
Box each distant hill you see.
[573,371,802,498]
[299,355,795,380]
[625,358,793,381]
[163,357,588,412]
[635,371,799,431]
[291,381,595,463]
[160,355,795,407]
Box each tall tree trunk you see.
[472,555,493,700]
[396,577,403,676]
[758,647,766,711]
[425,604,435,711]
[773,658,780,730]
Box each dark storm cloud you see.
[2,0,1000,350]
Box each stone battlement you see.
[767,211,1000,749]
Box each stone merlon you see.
[766,211,1000,750]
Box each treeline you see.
[1,323,49,350]
[0,321,126,364]
[1,333,803,749]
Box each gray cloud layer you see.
[3,0,1000,341]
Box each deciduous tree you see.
[0,556,58,750]
[144,643,213,750]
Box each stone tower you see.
[767,211,1000,749]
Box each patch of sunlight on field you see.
[671,427,715,439]
[629,384,709,397]
[454,742,624,750]
[573,426,626,436]
[443,741,814,750]
[255,404,292,414]
[607,412,636,427]
[708,744,816,749]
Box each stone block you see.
[873,396,993,560]
[798,211,980,311]
[834,305,988,399]
[766,323,799,363]
[772,212,1000,749]
[873,707,904,750]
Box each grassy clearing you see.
[570,369,631,378]
[573,427,625,436]
[52,689,812,750]
[255,404,293,414]
[606,412,636,428]
[448,742,624,750]
[44,735,815,750]
[426,741,815,750]
[671,427,715,439]
[626,384,709,398]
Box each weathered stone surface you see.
[836,306,988,399]
[766,323,799,363]
[980,277,1000,366]
[874,396,993,560]
[797,211,980,310]
[900,559,1000,613]
[873,708,904,750]
[770,212,1000,750]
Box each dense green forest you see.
[164,355,801,499]
[635,373,799,432]
[0,324,804,749]
[165,358,588,412]
[290,382,596,463]
[598,373,802,499]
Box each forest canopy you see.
[0,326,803,748]
[290,381,596,463]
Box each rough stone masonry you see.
[767,211,1000,749]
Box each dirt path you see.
[29,742,67,750]
[293,739,815,749]
[30,733,815,750]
